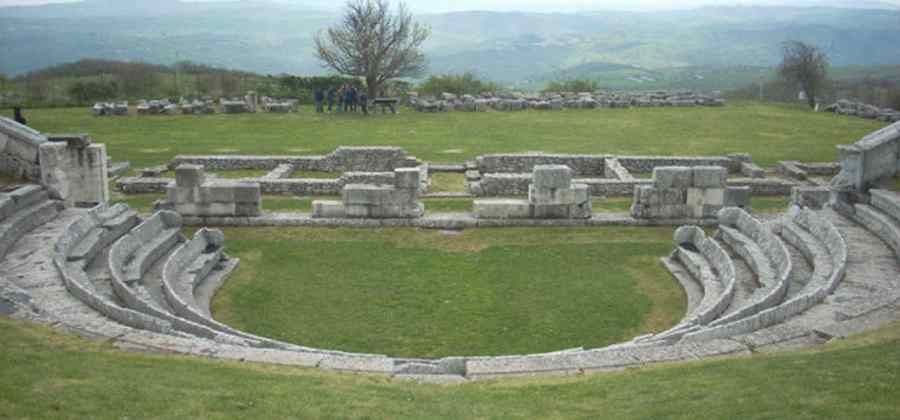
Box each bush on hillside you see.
[417,73,499,97]
[68,80,119,104]
[542,79,600,94]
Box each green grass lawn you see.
[1,315,898,419]
[23,102,885,170]
[212,226,684,358]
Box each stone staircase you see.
[1,183,898,382]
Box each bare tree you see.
[778,40,829,109]
[315,0,429,99]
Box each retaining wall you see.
[0,117,46,180]
[833,121,900,191]
[170,146,422,172]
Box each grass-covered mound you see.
[23,102,884,169]
[211,226,684,358]
[1,316,898,419]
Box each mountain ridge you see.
[2,2,899,88]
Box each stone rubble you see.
[823,99,900,123]
[92,102,129,116]
[408,90,725,113]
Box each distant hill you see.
[1,2,900,89]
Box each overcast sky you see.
[1,0,899,12]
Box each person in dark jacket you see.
[327,87,336,112]
[344,87,354,113]
[13,107,27,126]
[314,88,325,113]
[359,91,369,116]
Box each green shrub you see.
[542,79,600,94]
[418,72,499,97]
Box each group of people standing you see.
[314,85,369,115]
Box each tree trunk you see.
[366,76,378,100]
[807,93,816,109]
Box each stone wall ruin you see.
[631,166,750,219]
[163,164,262,217]
[312,167,424,219]
[474,165,591,219]
[0,118,109,206]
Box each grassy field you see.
[18,102,885,170]
[211,226,684,358]
[1,315,898,419]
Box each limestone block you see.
[532,165,572,189]
[725,186,751,207]
[572,184,591,205]
[312,200,346,218]
[528,185,576,205]
[342,184,393,205]
[703,188,725,206]
[473,199,532,219]
[394,167,421,191]
[390,188,418,206]
[570,200,592,219]
[201,183,235,203]
[686,188,705,208]
[204,202,238,216]
[174,202,202,216]
[233,183,261,204]
[634,185,655,204]
[630,202,647,218]
[344,204,372,218]
[533,204,570,219]
[702,205,722,218]
[167,185,199,204]
[692,166,727,188]
[653,167,692,189]
[689,204,705,219]
[651,204,687,219]
[659,188,687,205]
[234,202,262,217]
[175,164,205,188]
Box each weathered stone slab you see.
[473,199,532,219]
[692,166,727,188]
[532,165,573,189]
[653,166,693,189]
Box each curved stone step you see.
[192,258,239,317]
[136,243,181,314]
[852,203,900,261]
[715,226,768,317]
[0,199,64,259]
[639,227,735,344]
[54,205,181,336]
[681,208,846,343]
[709,209,792,327]
[660,256,703,317]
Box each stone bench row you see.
[46,205,394,374]
[682,208,846,342]
[107,211,262,346]
[159,229,313,352]
[636,226,736,344]
[0,185,63,259]
[711,207,792,327]
[54,203,179,335]
[856,189,900,261]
